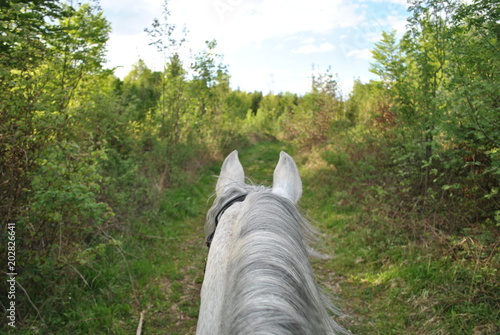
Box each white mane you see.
[197,151,348,335]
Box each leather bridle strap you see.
[206,194,247,248]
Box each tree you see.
[250,91,263,115]
[225,89,253,119]
[282,67,343,148]
[370,1,453,194]
[346,79,392,128]
[444,0,500,221]
[191,39,230,118]
[0,1,113,326]
[159,53,189,144]
[123,59,162,120]
[0,0,71,222]
[370,30,403,89]
[369,0,499,222]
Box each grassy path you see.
[131,141,294,334]
[137,140,366,334]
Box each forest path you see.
[140,140,423,334]
[141,141,302,334]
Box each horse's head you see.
[198,150,347,335]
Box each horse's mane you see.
[205,184,347,334]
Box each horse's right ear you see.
[272,151,302,204]
[216,150,245,196]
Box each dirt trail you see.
[144,142,346,334]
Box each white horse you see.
[197,150,347,335]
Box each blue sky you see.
[101,0,410,95]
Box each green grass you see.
[11,140,497,334]
[296,141,499,335]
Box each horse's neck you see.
[197,206,241,335]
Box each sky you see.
[101,0,410,95]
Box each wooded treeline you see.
[365,0,499,224]
[1,0,498,332]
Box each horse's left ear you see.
[272,151,302,204]
[216,150,245,196]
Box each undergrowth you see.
[298,128,499,335]
[5,139,498,334]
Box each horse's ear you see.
[272,151,302,204]
[216,150,245,196]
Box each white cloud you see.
[102,0,371,70]
[101,0,410,93]
[293,42,335,54]
[390,17,408,36]
[230,65,308,94]
[105,32,164,78]
[301,37,316,44]
[168,0,364,53]
[347,48,372,60]
[372,0,408,4]
[338,77,355,97]
[367,32,382,42]
[101,0,162,35]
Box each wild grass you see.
[297,129,499,335]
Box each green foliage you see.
[1,0,70,222]
[224,89,253,119]
[190,40,230,116]
[242,93,296,139]
[122,59,162,120]
[0,1,116,330]
[370,30,402,87]
[368,0,499,224]
[298,132,499,335]
[346,79,392,127]
[144,0,187,55]
[0,0,70,67]
[282,67,345,148]
[28,142,111,254]
[158,53,190,144]
[250,90,264,115]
